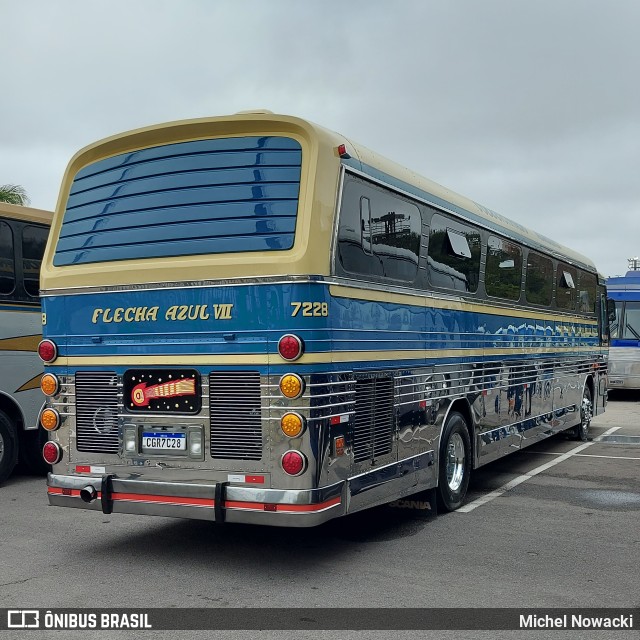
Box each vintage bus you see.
[0,202,52,484]
[606,263,640,390]
[40,112,608,525]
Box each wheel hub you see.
[446,432,465,492]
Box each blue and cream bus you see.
[606,265,640,390]
[40,111,608,525]
[0,202,52,484]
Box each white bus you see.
[0,202,52,483]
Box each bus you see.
[0,202,52,484]
[606,262,640,390]
[39,112,608,525]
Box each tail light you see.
[281,412,305,438]
[38,339,58,363]
[40,373,59,396]
[43,441,63,464]
[40,408,60,431]
[278,334,304,361]
[281,450,307,476]
[279,373,304,399]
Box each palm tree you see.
[0,184,30,206]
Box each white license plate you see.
[142,432,186,451]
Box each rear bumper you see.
[47,473,345,527]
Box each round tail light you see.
[43,441,63,465]
[279,374,304,399]
[40,373,59,396]
[281,412,305,438]
[40,408,60,431]
[38,339,58,363]
[281,450,307,476]
[278,334,304,361]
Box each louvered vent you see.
[209,371,262,460]
[75,371,120,453]
[54,136,302,266]
[353,376,394,463]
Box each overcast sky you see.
[2,0,638,277]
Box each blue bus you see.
[606,264,640,390]
[39,112,608,526]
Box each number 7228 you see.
[290,302,329,317]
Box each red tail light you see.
[38,339,58,363]
[281,450,307,476]
[278,334,304,361]
[43,441,63,464]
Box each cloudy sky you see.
[2,0,638,277]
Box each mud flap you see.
[101,474,114,515]
[214,482,228,523]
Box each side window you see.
[556,263,577,310]
[623,302,640,340]
[485,236,523,301]
[577,270,597,315]
[525,252,553,306]
[427,214,481,293]
[608,299,619,339]
[0,220,15,295]
[337,177,421,282]
[22,225,48,297]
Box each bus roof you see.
[332,127,598,274]
[49,111,599,281]
[607,272,640,291]
[0,201,53,226]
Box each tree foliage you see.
[0,184,30,206]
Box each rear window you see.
[54,136,302,266]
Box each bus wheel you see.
[437,412,471,512]
[0,410,19,485]
[575,385,593,442]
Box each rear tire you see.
[437,411,471,511]
[0,410,19,485]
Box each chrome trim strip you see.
[41,275,327,297]
[348,451,435,497]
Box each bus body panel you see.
[0,203,53,482]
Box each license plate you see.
[142,432,187,451]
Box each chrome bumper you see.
[47,473,345,527]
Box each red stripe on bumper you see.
[48,487,341,512]
[225,496,341,512]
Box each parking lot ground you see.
[0,393,638,640]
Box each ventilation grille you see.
[209,371,262,460]
[75,371,120,454]
[353,376,394,463]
